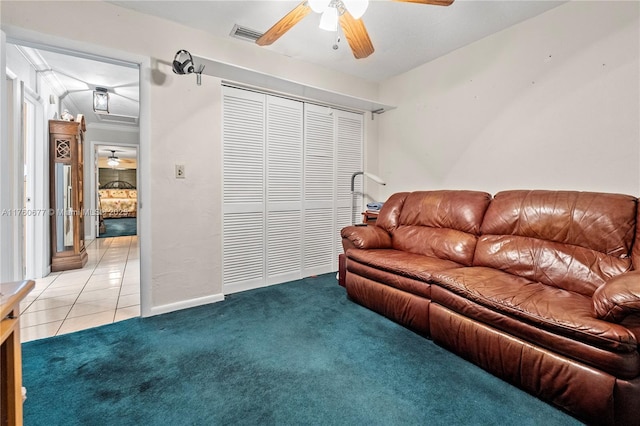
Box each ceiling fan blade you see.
[393,0,454,5]
[256,2,312,46]
[338,11,375,59]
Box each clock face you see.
[93,92,109,113]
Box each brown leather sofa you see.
[340,190,640,425]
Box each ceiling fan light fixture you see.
[319,6,338,31]
[342,0,369,19]
[308,0,330,13]
[107,150,120,167]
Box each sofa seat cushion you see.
[346,249,462,298]
[431,267,638,354]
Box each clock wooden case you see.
[49,115,88,271]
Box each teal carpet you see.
[99,218,137,238]
[22,274,580,425]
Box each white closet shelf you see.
[193,55,396,114]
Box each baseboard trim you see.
[144,293,225,317]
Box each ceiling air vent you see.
[96,114,139,125]
[230,24,263,42]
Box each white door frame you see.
[2,30,151,316]
[89,141,139,240]
[23,87,48,278]
[2,67,25,281]
[0,30,7,281]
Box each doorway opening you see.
[5,40,143,340]
[95,144,139,239]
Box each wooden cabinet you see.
[49,116,88,271]
[1,280,34,426]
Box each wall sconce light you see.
[93,87,109,114]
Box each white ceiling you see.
[97,145,137,160]
[110,0,566,82]
[10,1,566,129]
[13,45,140,127]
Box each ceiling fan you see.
[256,0,454,59]
[100,149,136,169]
[106,150,121,167]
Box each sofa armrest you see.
[593,271,640,322]
[341,225,392,251]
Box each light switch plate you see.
[175,164,185,179]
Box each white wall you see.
[5,42,65,279]
[6,44,62,122]
[378,1,640,197]
[1,1,380,314]
[6,44,35,86]
[85,125,139,146]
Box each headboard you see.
[100,180,136,189]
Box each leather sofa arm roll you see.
[341,225,392,251]
[593,271,640,323]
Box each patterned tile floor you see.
[20,236,140,342]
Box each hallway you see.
[20,236,140,342]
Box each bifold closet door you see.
[302,106,363,276]
[302,104,335,277]
[265,96,303,285]
[222,86,362,293]
[335,110,363,265]
[222,88,304,293]
[222,87,266,293]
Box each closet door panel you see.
[222,87,266,293]
[335,110,363,267]
[303,105,335,276]
[266,96,303,283]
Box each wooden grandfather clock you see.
[49,115,88,271]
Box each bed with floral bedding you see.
[98,181,137,218]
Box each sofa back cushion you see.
[377,190,492,266]
[475,190,637,296]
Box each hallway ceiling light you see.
[93,87,109,114]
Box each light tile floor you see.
[20,235,140,342]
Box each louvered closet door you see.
[266,96,303,284]
[335,110,363,267]
[303,104,336,276]
[223,86,364,292]
[222,87,266,293]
